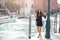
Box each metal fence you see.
[29,15,60,39]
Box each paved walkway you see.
[30,32,60,40]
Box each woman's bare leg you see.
[39,26,41,36]
[37,26,40,38]
[37,26,42,38]
[37,26,40,33]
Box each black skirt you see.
[36,16,43,26]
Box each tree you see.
[4,0,20,12]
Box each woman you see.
[36,10,43,38]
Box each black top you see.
[36,16,43,26]
[36,11,43,26]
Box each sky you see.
[58,0,60,4]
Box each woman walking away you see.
[36,10,43,38]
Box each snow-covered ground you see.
[30,15,60,40]
[0,19,29,40]
[0,15,60,40]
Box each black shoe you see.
[37,35,39,38]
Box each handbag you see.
[42,12,47,19]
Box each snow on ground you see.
[0,15,60,40]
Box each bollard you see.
[29,16,31,39]
[59,27,60,33]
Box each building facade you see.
[12,0,25,8]
[11,0,58,12]
[32,0,58,12]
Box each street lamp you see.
[45,0,50,39]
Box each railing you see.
[29,16,60,39]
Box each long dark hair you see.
[36,10,43,17]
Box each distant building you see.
[12,0,25,8]
[0,0,4,3]
[0,0,4,8]
[58,4,60,12]
[5,0,58,12]
[32,0,58,12]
